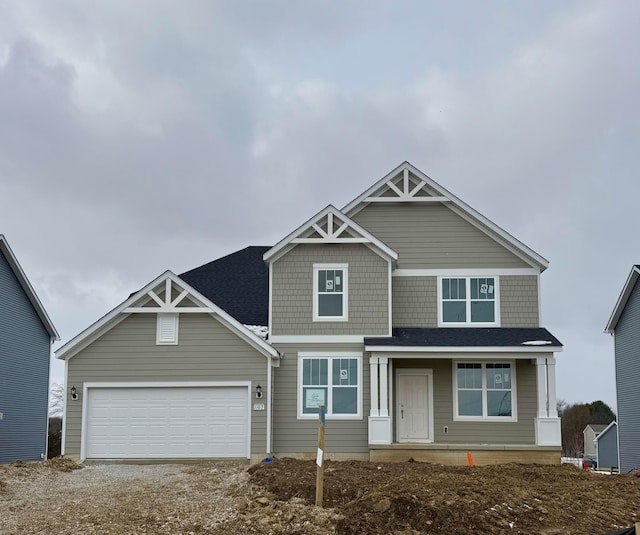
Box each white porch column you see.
[535,357,548,418]
[368,354,392,445]
[369,356,380,417]
[379,357,389,418]
[534,356,561,446]
[546,357,558,418]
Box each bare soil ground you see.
[1,457,639,534]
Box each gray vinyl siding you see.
[64,314,269,458]
[0,250,51,463]
[271,244,389,336]
[392,275,539,328]
[392,277,437,327]
[394,359,537,444]
[352,203,530,270]
[499,276,539,327]
[271,343,369,455]
[596,425,619,469]
[613,278,640,473]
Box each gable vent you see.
[157,313,179,344]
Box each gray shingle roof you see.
[365,328,562,347]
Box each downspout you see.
[266,355,273,455]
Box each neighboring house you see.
[605,265,640,473]
[595,421,618,470]
[0,235,60,463]
[582,424,607,457]
[56,162,563,464]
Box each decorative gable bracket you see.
[263,205,398,263]
[124,278,210,314]
[363,168,450,203]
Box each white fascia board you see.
[270,334,365,344]
[56,271,279,360]
[365,345,563,354]
[605,266,640,333]
[0,235,60,341]
[262,204,397,264]
[595,421,617,442]
[341,162,549,272]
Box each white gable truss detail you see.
[343,162,549,271]
[363,167,450,203]
[56,271,279,361]
[263,205,398,263]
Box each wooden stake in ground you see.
[315,404,326,507]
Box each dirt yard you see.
[1,458,639,534]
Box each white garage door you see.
[85,386,249,459]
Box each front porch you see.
[366,348,562,452]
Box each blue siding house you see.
[0,235,59,463]
[595,421,618,470]
[605,265,640,473]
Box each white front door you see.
[397,371,432,443]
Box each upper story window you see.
[454,361,516,421]
[156,313,179,344]
[439,277,499,326]
[313,264,348,321]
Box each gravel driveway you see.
[1,459,252,534]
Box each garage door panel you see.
[86,386,249,459]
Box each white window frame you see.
[437,276,500,327]
[297,352,362,420]
[313,263,349,322]
[156,313,179,345]
[452,360,517,422]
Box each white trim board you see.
[270,335,366,344]
[56,271,279,360]
[393,268,540,277]
[341,162,548,271]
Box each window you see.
[156,313,179,344]
[313,264,348,321]
[440,277,498,325]
[454,362,515,420]
[298,353,361,418]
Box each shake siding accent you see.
[271,343,369,455]
[352,203,529,270]
[614,279,640,473]
[0,251,51,463]
[392,275,538,328]
[65,314,268,457]
[271,244,389,336]
[392,277,437,327]
[500,276,539,327]
[394,359,537,444]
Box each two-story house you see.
[56,162,562,464]
[1,234,59,463]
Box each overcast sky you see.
[1,1,638,410]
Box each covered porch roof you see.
[365,327,562,353]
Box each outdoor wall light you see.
[71,385,78,401]
[256,384,263,399]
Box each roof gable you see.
[263,205,398,264]
[56,271,278,360]
[605,265,640,333]
[0,235,59,341]
[342,162,548,271]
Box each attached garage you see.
[82,383,251,460]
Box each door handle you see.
[401,404,404,419]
